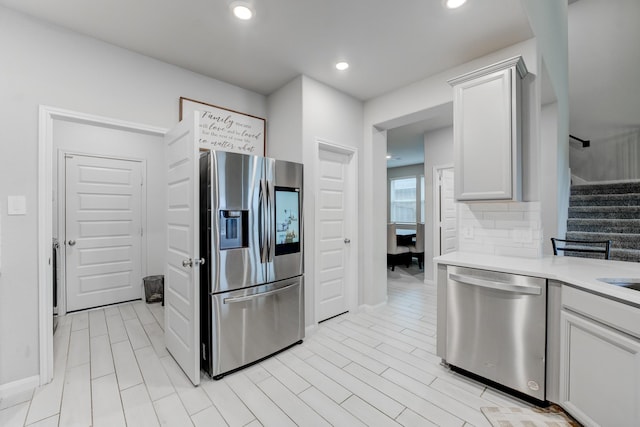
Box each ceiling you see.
[0,0,533,101]
[2,1,633,167]
[388,0,640,168]
[386,104,453,168]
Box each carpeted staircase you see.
[566,182,640,262]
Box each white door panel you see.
[65,155,142,312]
[164,118,200,386]
[317,149,352,322]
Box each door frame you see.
[38,105,166,385]
[314,139,359,324]
[432,163,454,261]
[57,151,147,316]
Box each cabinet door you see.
[559,310,640,426]
[453,67,518,201]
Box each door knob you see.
[344,238,351,244]
[68,240,76,247]
[183,258,205,268]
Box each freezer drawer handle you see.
[223,282,298,304]
[449,273,541,295]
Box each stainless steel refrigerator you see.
[199,151,304,379]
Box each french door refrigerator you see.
[199,150,304,379]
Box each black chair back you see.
[551,238,611,260]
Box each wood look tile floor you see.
[0,266,531,426]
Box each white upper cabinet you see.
[448,56,528,201]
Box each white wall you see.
[302,76,363,324]
[0,6,266,388]
[541,102,563,253]
[570,130,640,182]
[266,77,303,162]
[520,0,570,255]
[267,75,363,326]
[362,39,538,307]
[424,126,454,282]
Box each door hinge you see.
[202,343,207,360]
[140,227,144,237]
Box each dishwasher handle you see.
[449,273,541,295]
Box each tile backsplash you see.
[458,201,542,258]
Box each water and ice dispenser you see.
[219,210,248,250]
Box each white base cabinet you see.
[560,289,640,426]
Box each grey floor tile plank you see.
[255,376,330,426]
[200,377,255,427]
[121,383,160,427]
[112,340,143,390]
[306,355,404,419]
[225,373,296,427]
[0,402,29,427]
[341,395,402,427]
[299,387,368,427]
[59,363,91,427]
[89,309,108,337]
[90,334,115,379]
[92,373,126,427]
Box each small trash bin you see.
[143,275,164,304]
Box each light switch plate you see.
[7,196,27,215]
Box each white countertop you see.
[435,252,640,307]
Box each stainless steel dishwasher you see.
[445,265,547,401]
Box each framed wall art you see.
[179,97,266,156]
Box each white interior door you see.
[164,117,200,386]
[65,154,142,312]
[316,145,356,322]
[439,168,458,255]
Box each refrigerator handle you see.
[258,179,268,263]
[266,179,274,262]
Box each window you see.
[390,177,417,222]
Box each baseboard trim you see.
[0,375,39,399]
[360,299,388,313]
[305,324,318,337]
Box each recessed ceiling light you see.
[231,1,254,20]
[444,0,467,9]
[386,155,392,159]
[335,62,349,71]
